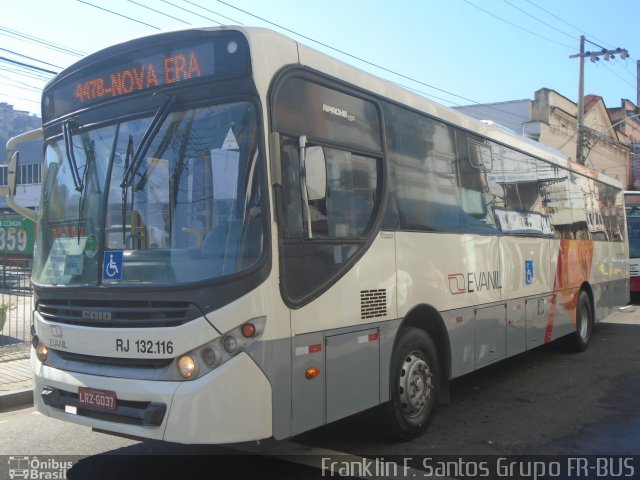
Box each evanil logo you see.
[448,270,502,295]
[7,456,73,479]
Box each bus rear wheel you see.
[384,327,440,441]
[564,290,593,352]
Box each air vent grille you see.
[37,300,199,328]
[360,289,387,319]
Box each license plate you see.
[78,387,117,411]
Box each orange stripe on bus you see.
[545,239,594,343]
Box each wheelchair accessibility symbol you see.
[525,260,534,285]
[103,251,123,280]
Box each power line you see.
[0,26,85,57]
[524,0,612,48]
[0,56,56,75]
[127,0,191,25]
[0,77,43,93]
[461,0,574,50]
[598,61,635,90]
[501,0,576,41]
[615,58,639,83]
[0,66,52,84]
[0,48,63,70]
[76,0,161,30]
[0,93,40,106]
[215,0,487,107]
[159,0,225,26]
[181,0,243,25]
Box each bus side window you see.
[282,139,377,239]
[324,148,377,238]
[456,131,498,232]
[568,173,590,240]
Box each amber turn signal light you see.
[241,322,256,338]
[305,367,320,379]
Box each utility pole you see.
[570,36,629,164]
[574,36,586,165]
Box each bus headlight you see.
[171,316,266,381]
[177,355,197,379]
[36,343,49,362]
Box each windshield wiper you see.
[62,119,84,192]
[120,94,176,188]
[77,139,95,242]
[121,135,134,244]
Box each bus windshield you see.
[32,101,264,286]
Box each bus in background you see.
[624,191,640,294]
[5,27,628,444]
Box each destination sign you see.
[43,32,250,119]
[73,47,209,103]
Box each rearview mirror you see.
[305,146,326,201]
[4,128,42,222]
[8,151,18,196]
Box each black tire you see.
[565,290,593,352]
[384,327,440,441]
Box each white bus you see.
[10,26,628,444]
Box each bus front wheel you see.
[385,327,440,441]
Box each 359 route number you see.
[0,227,28,252]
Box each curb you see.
[0,388,33,412]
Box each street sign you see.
[0,216,35,255]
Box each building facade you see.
[608,99,640,189]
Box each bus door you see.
[282,137,389,435]
[272,74,389,435]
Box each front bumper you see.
[33,350,273,444]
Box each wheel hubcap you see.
[399,352,433,419]
[578,299,590,340]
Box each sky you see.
[1,0,638,122]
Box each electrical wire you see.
[0,93,40,105]
[0,77,43,93]
[214,0,502,109]
[501,0,576,41]
[0,56,56,75]
[461,0,574,50]
[127,0,191,25]
[0,47,63,70]
[0,26,85,57]
[159,0,225,26]
[182,0,243,25]
[523,0,612,48]
[76,0,161,30]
